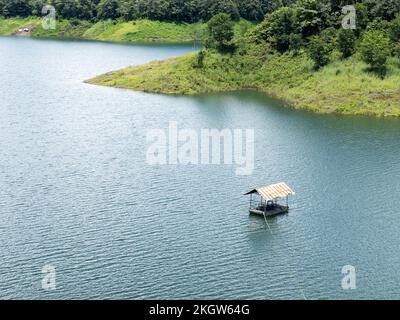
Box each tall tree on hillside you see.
[139,0,171,20]
[252,6,298,52]
[52,0,78,19]
[362,0,400,21]
[309,35,332,69]
[97,0,120,20]
[77,0,97,20]
[206,13,235,53]
[359,30,391,69]
[201,0,240,21]
[29,0,46,16]
[338,29,356,58]
[118,0,139,21]
[168,0,197,22]
[237,0,264,21]
[1,0,32,17]
[353,3,369,35]
[260,0,296,15]
[389,15,400,43]
[295,0,333,37]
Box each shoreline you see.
[85,51,400,118]
[1,34,198,47]
[0,17,204,44]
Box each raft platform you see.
[245,183,295,218]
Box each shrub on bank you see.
[308,35,332,69]
[359,30,391,69]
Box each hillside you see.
[0,17,204,43]
[85,47,400,116]
[85,0,400,117]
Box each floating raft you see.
[245,183,295,217]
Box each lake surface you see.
[1,36,400,300]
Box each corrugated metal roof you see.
[245,183,295,201]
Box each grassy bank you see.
[0,17,39,34]
[0,17,205,43]
[86,47,400,117]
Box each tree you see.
[309,35,332,69]
[206,13,235,53]
[394,42,400,58]
[338,29,356,58]
[367,18,390,33]
[359,30,391,69]
[260,0,297,16]
[0,0,342,23]
[1,0,32,17]
[1,0,396,26]
[97,0,120,20]
[237,0,264,21]
[353,3,369,36]
[289,33,303,52]
[295,0,333,37]
[29,0,46,16]
[52,0,78,19]
[137,0,170,21]
[205,0,240,21]
[77,0,97,20]
[320,27,337,45]
[118,0,139,21]
[362,0,400,22]
[252,6,298,52]
[389,15,400,43]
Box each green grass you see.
[1,17,253,43]
[0,17,206,43]
[82,20,205,43]
[259,54,400,116]
[32,19,93,38]
[0,17,39,35]
[86,46,400,117]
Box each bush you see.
[70,18,81,26]
[359,30,391,69]
[338,29,356,58]
[206,13,235,53]
[308,35,332,69]
[193,50,206,68]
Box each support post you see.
[263,211,272,234]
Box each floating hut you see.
[245,183,295,217]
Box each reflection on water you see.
[1,37,400,299]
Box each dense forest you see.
[0,0,398,24]
[1,0,398,27]
[1,0,296,22]
[185,0,400,71]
